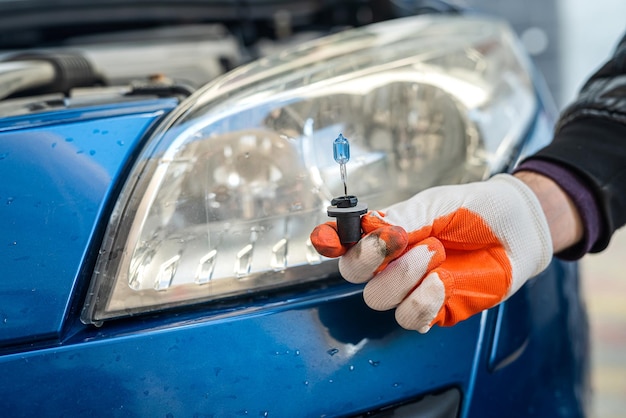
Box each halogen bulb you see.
[333,133,349,196]
[328,133,367,245]
[333,133,350,164]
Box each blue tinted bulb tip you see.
[333,133,350,164]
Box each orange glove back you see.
[310,174,553,333]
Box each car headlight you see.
[81,14,537,324]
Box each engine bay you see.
[0,0,459,117]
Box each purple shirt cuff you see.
[514,159,601,260]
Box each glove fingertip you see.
[310,222,346,258]
[395,272,446,332]
[417,325,432,334]
[369,225,409,274]
[339,233,388,284]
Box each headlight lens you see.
[82,14,536,324]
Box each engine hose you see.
[1,51,102,99]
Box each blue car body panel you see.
[1,291,481,416]
[0,95,588,416]
[468,261,588,418]
[0,99,178,346]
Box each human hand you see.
[310,174,553,333]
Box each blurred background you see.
[463,1,626,416]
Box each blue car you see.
[0,1,588,416]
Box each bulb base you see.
[327,196,368,245]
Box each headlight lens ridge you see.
[82,14,537,324]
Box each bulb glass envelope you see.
[81,14,536,324]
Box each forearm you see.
[530,119,626,254]
[513,170,583,254]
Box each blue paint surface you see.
[0,290,481,416]
[0,99,177,345]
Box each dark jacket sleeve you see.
[526,32,626,253]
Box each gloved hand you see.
[310,174,553,333]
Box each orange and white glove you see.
[310,174,552,333]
